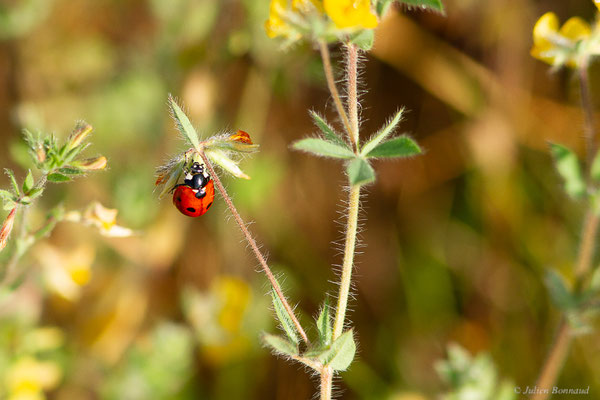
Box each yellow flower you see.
[5,357,61,400]
[596,0,600,12]
[65,202,134,237]
[531,12,591,68]
[36,243,94,301]
[264,0,324,40]
[265,0,299,39]
[324,0,378,29]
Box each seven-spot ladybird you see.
[172,162,215,217]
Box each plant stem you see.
[579,63,596,168]
[320,42,363,400]
[532,65,599,400]
[321,366,333,400]
[318,40,355,150]
[198,151,310,345]
[345,43,360,148]
[1,206,27,287]
[332,185,361,339]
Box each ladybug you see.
[172,162,215,217]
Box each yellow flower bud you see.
[77,156,107,171]
[67,123,93,150]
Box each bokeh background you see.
[1,0,600,399]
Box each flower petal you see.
[324,0,378,29]
[559,16,591,41]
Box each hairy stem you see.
[199,151,310,345]
[332,185,361,339]
[346,43,360,148]
[1,206,27,287]
[321,366,333,400]
[318,41,355,150]
[532,64,599,400]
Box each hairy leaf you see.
[271,288,299,345]
[4,169,20,196]
[321,329,356,371]
[365,136,421,158]
[346,157,375,186]
[47,173,71,183]
[309,111,348,148]
[22,170,34,193]
[168,94,201,152]
[316,296,332,346]
[262,333,298,357]
[398,0,444,14]
[293,138,355,159]
[361,109,405,156]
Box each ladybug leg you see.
[195,188,207,199]
[169,183,184,193]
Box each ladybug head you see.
[190,162,204,175]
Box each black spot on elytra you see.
[186,207,196,213]
[177,196,181,202]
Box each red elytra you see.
[172,180,215,217]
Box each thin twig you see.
[531,63,599,400]
[318,40,355,150]
[198,151,310,345]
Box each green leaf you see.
[549,143,586,199]
[4,169,20,196]
[320,329,356,371]
[204,148,249,179]
[545,270,577,310]
[346,157,376,186]
[376,0,395,16]
[58,167,84,175]
[63,143,90,165]
[0,190,14,202]
[350,29,375,51]
[398,0,445,14]
[316,297,332,346]
[365,136,422,158]
[47,173,71,183]
[261,333,298,357]
[361,109,405,156]
[590,267,600,292]
[28,187,44,199]
[168,94,201,152]
[271,288,299,345]
[591,150,600,182]
[309,111,348,148]
[293,138,355,159]
[3,200,16,211]
[22,170,34,193]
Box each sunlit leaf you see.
[293,138,355,159]
[204,148,250,179]
[22,170,34,193]
[5,169,20,196]
[549,143,586,199]
[346,157,375,186]
[168,94,201,152]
